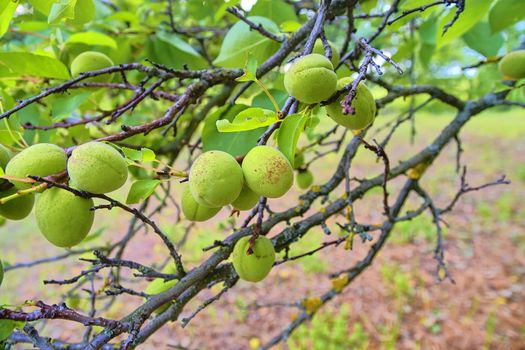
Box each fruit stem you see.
[0,183,47,204]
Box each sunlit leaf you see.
[0,52,70,79]
[250,0,297,24]
[0,0,18,38]
[216,107,278,132]
[202,105,266,157]
[66,32,117,49]
[126,179,161,204]
[48,0,77,24]
[436,0,492,48]
[28,0,55,15]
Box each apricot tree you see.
[0,0,522,349]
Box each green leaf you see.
[489,0,525,33]
[216,107,278,132]
[68,0,95,25]
[0,130,24,146]
[66,32,117,49]
[28,0,55,15]
[147,31,206,70]
[359,0,378,12]
[463,22,504,57]
[436,0,493,48]
[202,104,265,157]
[106,11,139,28]
[50,91,92,120]
[0,0,19,38]
[419,43,435,69]
[236,54,258,82]
[252,89,288,110]
[418,18,437,68]
[214,0,240,22]
[389,0,439,30]
[121,147,142,161]
[0,320,19,341]
[419,17,437,45]
[141,148,156,162]
[126,179,161,204]
[121,147,156,162]
[392,38,417,62]
[213,16,280,69]
[0,52,71,79]
[280,20,301,32]
[48,0,77,24]
[250,0,298,24]
[277,113,309,166]
[80,226,105,244]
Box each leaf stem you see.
[255,79,281,113]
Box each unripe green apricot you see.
[313,39,340,67]
[296,170,314,190]
[284,53,337,104]
[35,187,94,248]
[5,144,67,189]
[70,51,114,83]
[181,186,221,222]
[498,50,525,80]
[232,236,275,282]
[232,184,259,211]
[189,151,244,208]
[0,144,10,170]
[144,265,178,314]
[68,142,128,194]
[0,188,35,220]
[242,146,293,198]
[326,78,376,130]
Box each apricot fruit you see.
[242,146,293,198]
[68,142,128,194]
[232,236,275,282]
[284,53,337,104]
[181,186,221,222]
[5,143,67,189]
[498,50,525,80]
[0,144,10,170]
[189,151,244,207]
[144,265,178,314]
[296,170,314,189]
[326,78,376,130]
[35,187,94,248]
[313,39,340,67]
[0,188,35,220]
[70,51,114,82]
[232,184,259,211]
